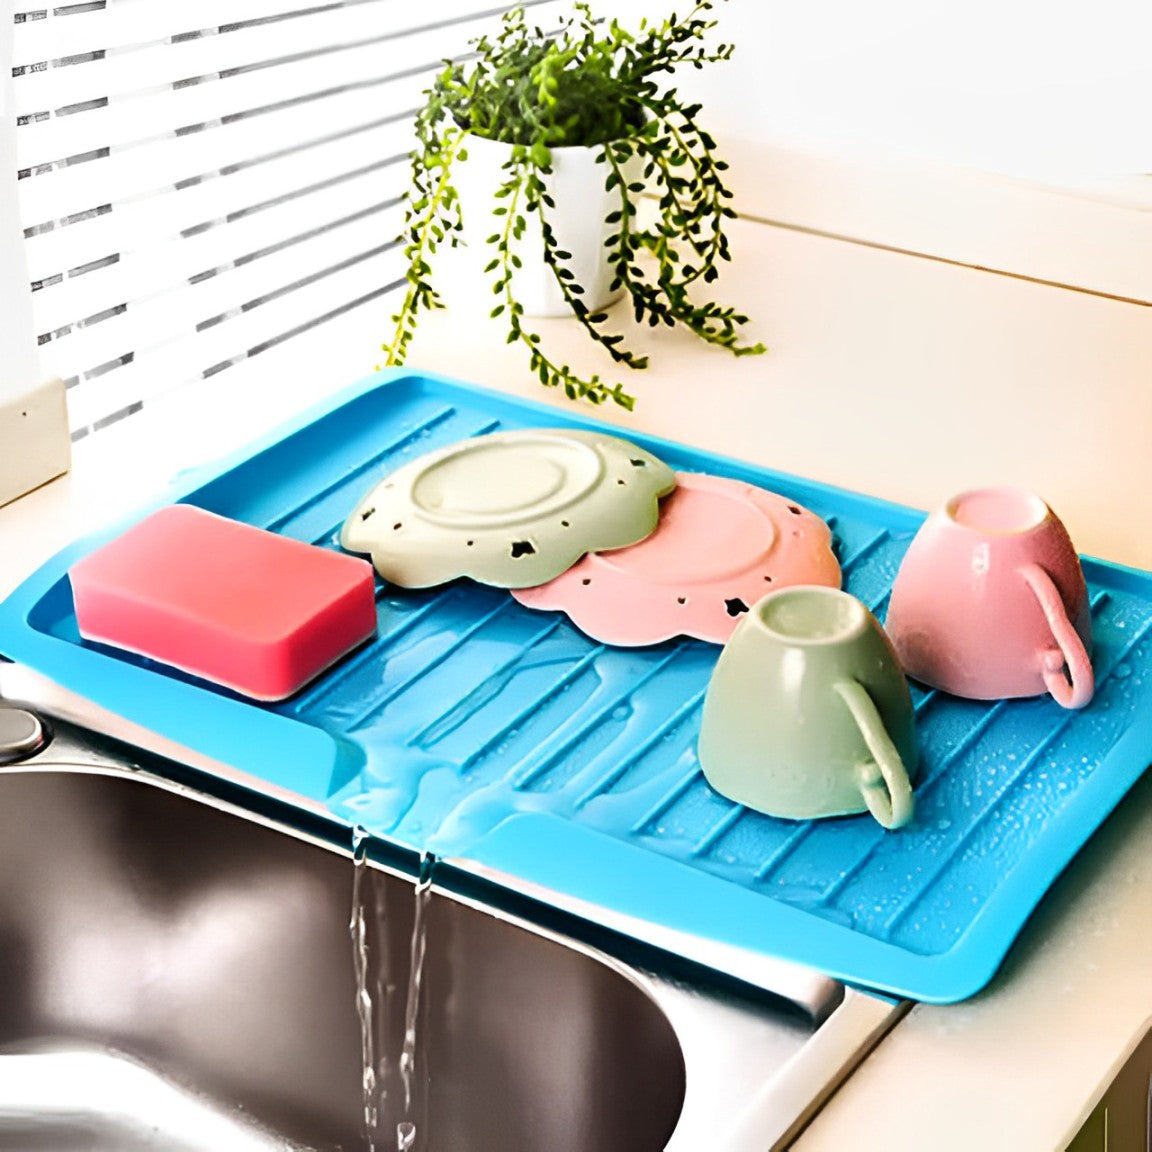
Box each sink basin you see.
[0,681,905,1150]
[0,766,689,1151]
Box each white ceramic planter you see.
[441,132,633,318]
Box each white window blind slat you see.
[16,29,457,169]
[13,0,384,64]
[30,156,404,335]
[19,84,419,225]
[150,207,397,346]
[23,116,413,284]
[13,1,478,118]
[14,0,563,437]
[41,197,406,372]
[14,0,517,59]
[66,247,402,433]
[131,161,404,285]
[62,225,400,379]
[28,156,408,340]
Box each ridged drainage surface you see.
[3,370,1151,1003]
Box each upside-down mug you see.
[884,486,1094,709]
[698,586,919,830]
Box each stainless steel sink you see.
[0,671,906,1151]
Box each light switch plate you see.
[0,378,71,509]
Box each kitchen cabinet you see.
[1067,1023,1152,1152]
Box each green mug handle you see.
[834,678,915,830]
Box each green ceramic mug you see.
[698,586,919,830]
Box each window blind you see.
[11,0,560,440]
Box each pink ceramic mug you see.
[885,487,1094,709]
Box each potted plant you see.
[382,0,764,410]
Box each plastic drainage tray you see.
[3,370,1152,1004]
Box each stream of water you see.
[350,829,432,1152]
[349,826,385,1151]
[397,852,433,1149]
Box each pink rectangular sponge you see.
[69,504,378,700]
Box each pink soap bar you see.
[69,504,377,700]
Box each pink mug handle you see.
[1020,562,1094,710]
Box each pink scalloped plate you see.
[512,472,842,645]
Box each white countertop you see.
[1,215,1150,1150]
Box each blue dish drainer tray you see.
[2,369,1151,1004]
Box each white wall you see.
[606,0,1151,178]
[593,0,1152,302]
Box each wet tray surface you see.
[3,370,1151,1003]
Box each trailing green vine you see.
[382,1,763,409]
